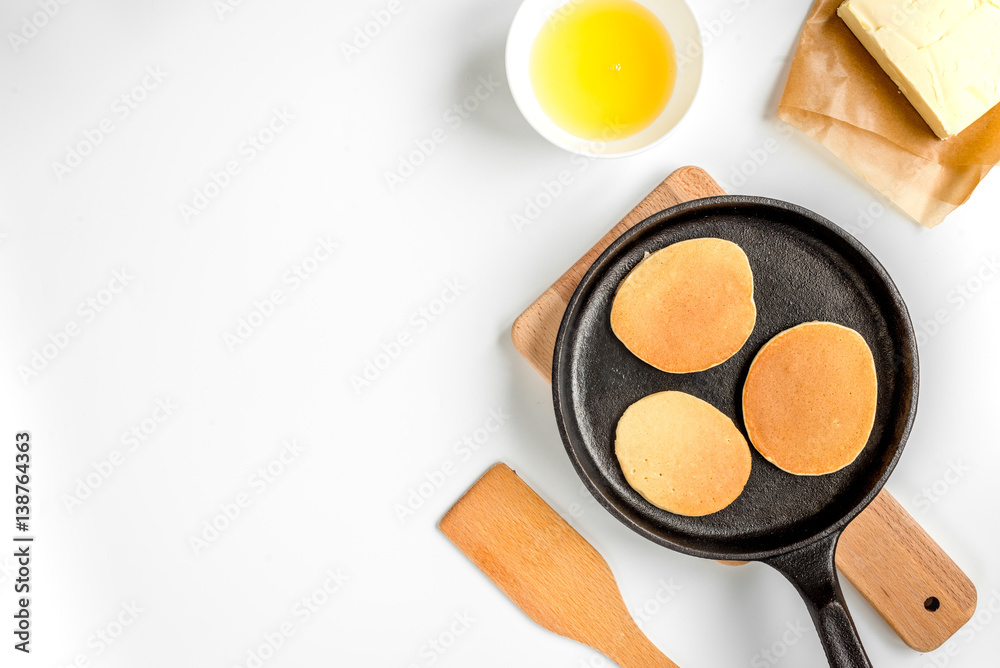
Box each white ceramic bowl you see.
[506,0,702,158]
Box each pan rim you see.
[552,194,919,562]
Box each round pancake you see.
[615,391,752,516]
[742,321,878,476]
[610,238,756,373]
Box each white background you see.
[2,0,999,667]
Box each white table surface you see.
[2,1,998,666]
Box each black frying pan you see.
[552,196,918,668]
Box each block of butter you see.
[838,0,1000,139]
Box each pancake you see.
[615,391,752,516]
[742,321,878,476]
[610,238,756,373]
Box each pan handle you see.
[763,533,872,668]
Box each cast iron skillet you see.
[552,196,918,668]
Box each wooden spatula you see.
[440,463,677,668]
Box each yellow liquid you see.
[529,0,676,142]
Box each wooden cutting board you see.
[510,166,976,652]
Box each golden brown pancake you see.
[742,322,878,476]
[610,238,756,373]
[615,391,752,516]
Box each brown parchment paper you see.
[777,0,1000,227]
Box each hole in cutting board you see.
[924,597,940,612]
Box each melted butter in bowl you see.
[529,0,677,142]
[507,0,701,157]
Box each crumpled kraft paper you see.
[777,0,1000,228]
